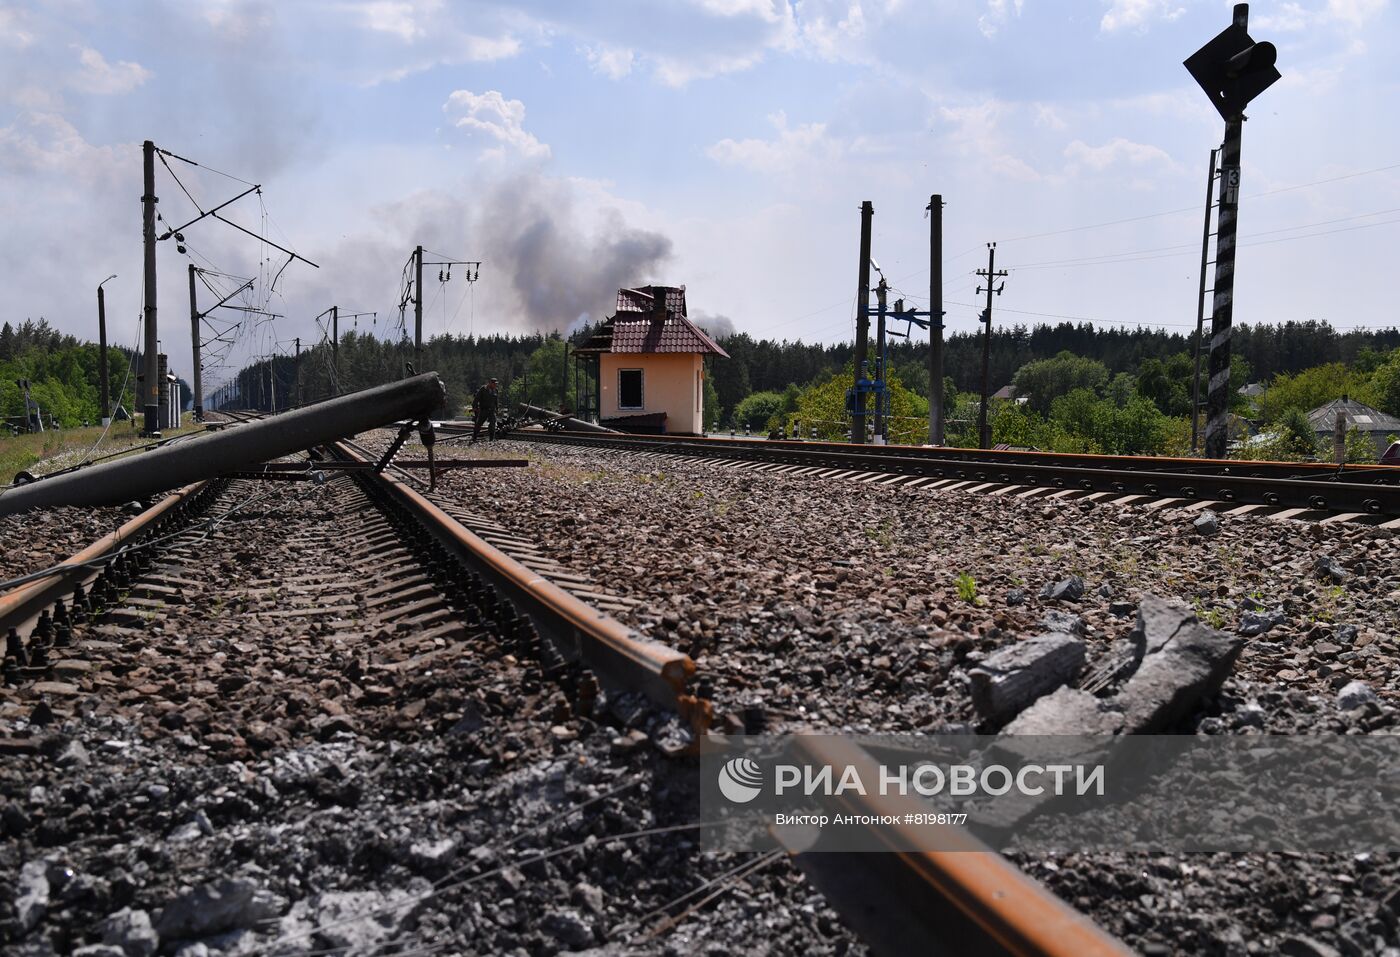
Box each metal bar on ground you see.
[782,737,1132,957]
[0,481,209,634]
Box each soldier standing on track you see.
[472,377,499,444]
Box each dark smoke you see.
[302,171,674,337]
[692,311,736,339]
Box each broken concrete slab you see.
[999,595,1242,737]
[998,685,1126,736]
[1116,597,1243,733]
[969,633,1086,725]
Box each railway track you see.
[1,430,1131,955]
[503,428,1400,525]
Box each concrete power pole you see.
[332,305,339,396]
[853,202,874,444]
[975,243,1007,451]
[928,195,945,446]
[141,140,160,435]
[188,264,203,421]
[295,337,301,407]
[874,279,888,443]
[98,275,116,426]
[414,244,424,371]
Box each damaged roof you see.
[577,285,730,358]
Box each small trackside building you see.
[573,285,729,435]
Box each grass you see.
[0,417,201,485]
[955,572,979,604]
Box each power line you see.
[998,160,1400,245]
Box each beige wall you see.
[599,352,705,434]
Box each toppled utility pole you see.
[0,374,446,515]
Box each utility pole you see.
[98,275,116,426]
[928,194,945,445]
[187,264,203,421]
[853,201,874,444]
[874,279,888,444]
[294,337,301,407]
[332,305,339,395]
[975,243,1007,451]
[141,140,160,435]
[1190,147,1220,454]
[414,244,424,371]
[1183,2,1280,458]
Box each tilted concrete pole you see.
[0,373,446,515]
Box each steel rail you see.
[504,427,1400,483]
[515,431,1400,518]
[0,481,212,638]
[332,441,711,735]
[780,737,1132,957]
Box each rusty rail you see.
[332,441,710,734]
[0,481,211,638]
[779,737,1132,957]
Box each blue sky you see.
[1,0,1396,394]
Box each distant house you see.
[991,384,1028,405]
[1307,396,1400,457]
[1238,382,1265,399]
[573,285,729,435]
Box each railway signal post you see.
[1184,3,1280,458]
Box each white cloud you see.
[584,43,635,79]
[1033,103,1067,131]
[0,112,124,184]
[358,0,439,41]
[1064,136,1176,173]
[1257,0,1387,30]
[0,6,36,48]
[443,90,550,160]
[706,110,850,174]
[978,0,1023,38]
[1325,0,1388,28]
[1254,2,1312,30]
[797,1,869,60]
[1099,0,1185,33]
[71,46,151,95]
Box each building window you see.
[696,369,702,412]
[619,369,644,410]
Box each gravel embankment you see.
[0,506,135,586]
[441,438,1399,734]
[1,476,856,956]
[421,436,1400,955]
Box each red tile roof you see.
[578,285,730,357]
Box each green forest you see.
[0,320,141,430]
[8,315,1400,461]
[216,318,1400,460]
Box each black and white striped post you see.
[1184,3,1280,458]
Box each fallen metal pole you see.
[516,402,620,434]
[0,373,446,515]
